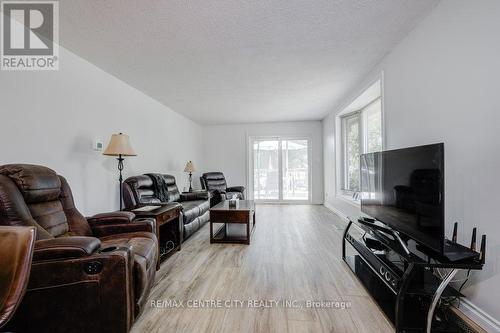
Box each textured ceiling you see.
[59,0,439,124]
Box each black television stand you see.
[343,218,484,333]
[357,218,411,255]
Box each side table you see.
[125,203,182,266]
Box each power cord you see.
[440,269,471,307]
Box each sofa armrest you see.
[87,211,135,227]
[91,219,154,238]
[11,246,135,332]
[33,236,101,261]
[180,191,210,201]
[226,186,245,193]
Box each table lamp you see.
[184,161,195,192]
[103,133,137,209]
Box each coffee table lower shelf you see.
[211,223,254,244]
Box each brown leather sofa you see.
[0,226,35,330]
[123,174,210,239]
[200,172,245,207]
[0,164,158,333]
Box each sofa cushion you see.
[123,175,162,207]
[100,232,157,270]
[28,200,68,237]
[0,175,54,240]
[180,200,209,225]
[162,175,180,202]
[0,164,61,204]
[202,172,227,192]
[183,210,210,239]
[0,165,70,238]
[180,201,200,225]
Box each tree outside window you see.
[341,98,382,196]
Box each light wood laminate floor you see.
[132,204,394,333]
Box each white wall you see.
[0,46,203,215]
[323,0,500,328]
[203,121,323,204]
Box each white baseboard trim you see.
[323,202,349,222]
[457,299,500,332]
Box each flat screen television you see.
[360,143,444,254]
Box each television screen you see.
[360,143,444,254]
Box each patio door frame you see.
[247,135,312,204]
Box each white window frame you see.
[336,77,384,205]
[247,135,312,204]
[340,110,362,196]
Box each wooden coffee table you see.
[209,200,255,245]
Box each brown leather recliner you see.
[0,164,159,333]
[0,226,36,330]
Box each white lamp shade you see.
[103,133,137,156]
[184,161,195,173]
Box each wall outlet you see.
[93,139,104,151]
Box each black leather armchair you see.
[200,172,245,207]
[123,174,210,239]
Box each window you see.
[343,113,361,193]
[341,96,382,197]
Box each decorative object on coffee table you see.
[184,161,195,192]
[228,198,238,208]
[210,200,255,245]
[103,133,137,209]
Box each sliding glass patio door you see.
[250,137,310,202]
[253,139,280,200]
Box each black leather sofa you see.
[123,174,210,239]
[200,172,245,207]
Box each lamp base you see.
[117,155,124,210]
[189,172,193,192]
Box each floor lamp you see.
[103,133,137,210]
